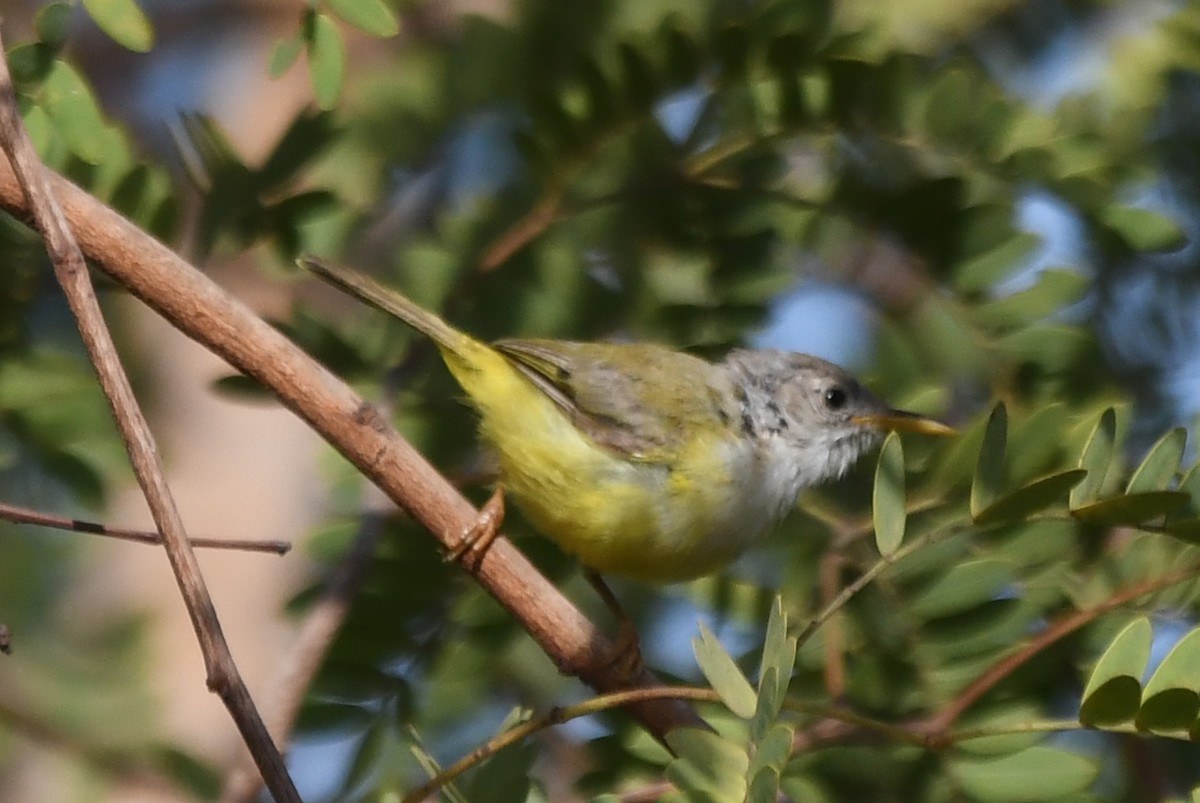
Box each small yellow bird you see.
[301,257,952,583]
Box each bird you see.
[300,256,954,585]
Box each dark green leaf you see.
[1071,492,1189,526]
[950,747,1098,802]
[1079,616,1151,727]
[1136,626,1200,732]
[908,560,1015,620]
[971,403,1007,521]
[81,0,154,51]
[665,728,749,801]
[973,470,1087,526]
[996,325,1092,373]
[1071,408,1116,508]
[36,3,73,48]
[873,432,906,556]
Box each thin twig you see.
[0,501,291,554]
[0,38,298,801]
[920,563,1200,740]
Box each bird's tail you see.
[299,256,474,356]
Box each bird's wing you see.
[493,339,740,462]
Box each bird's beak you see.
[853,409,957,436]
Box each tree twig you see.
[0,501,291,554]
[0,37,298,802]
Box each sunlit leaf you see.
[693,622,756,719]
[1079,616,1151,727]
[1126,428,1187,494]
[325,0,400,37]
[874,432,906,556]
[1070,408,1116,508]
[81,0,154,52]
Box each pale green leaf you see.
[1070,408,1116,508]
[41,60,109,164]
[950,747,1098,802]
[309,13,346,109]
[1126,428,1187,494]
[954,232,1041,293]
[1079,617,1151,727]
[1101,205,1187,253]
[81,0,154,52]
[873,431,906,556]
[693,622,756,719]
[758,597,795,699]
[975,269,1089,329]
[269,36,304,78]
[325,0,400,37]
[971,403,1007,521]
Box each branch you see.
[0,38,298,802]
[0,108,702,744]
[0,501,290,554]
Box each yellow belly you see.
[442,343,770,582]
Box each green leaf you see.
[36,3,73,48]
[41,60,110,164]
[665,728,749,802]
[975,269,1089,329]
[1100,205,1187,253]
[1136,626,1200,732]
[972,470,1087,526]
[693,622,756,719]
[996,325,1092,373]
[81,0,154,52]
[308,13,346,109]
[269,36,304,78]
[954,232,1041,293]
[1071,492,1189,526]
[873,431,906,556]
[748,722,793,776]
[971,403,1007,521]
[758,597,796,701]
[908,559,1015,620]
[325,0,400,37]
[1126,428,1187,494]
[747,766,780,803]
[1079,616,1151,727]
[1070,408,1116,508]
[950,747,1098,802]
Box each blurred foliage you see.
[10,0,1200,801]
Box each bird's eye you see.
[824,386,848,410]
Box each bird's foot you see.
[445,486,505,570]
[586,570,646,685]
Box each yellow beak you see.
[853,410,957,436]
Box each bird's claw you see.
[445,486,505,570]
